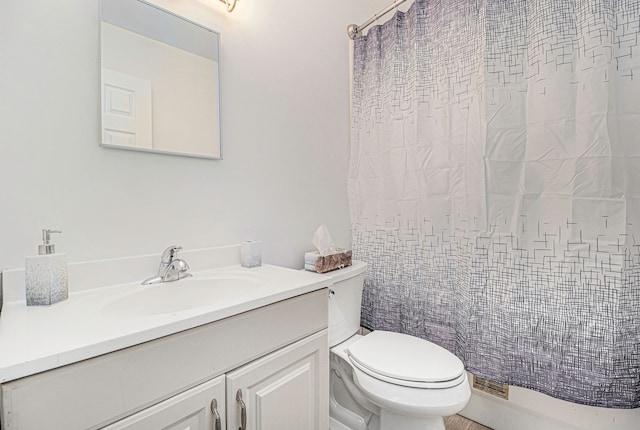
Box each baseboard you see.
[460,373,640,430]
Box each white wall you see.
[0,0,387,270]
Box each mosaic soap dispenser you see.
[25,229,68,306]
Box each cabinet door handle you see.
[236,389,247,430]
[210,398,222,430]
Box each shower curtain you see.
[349,0,640,408]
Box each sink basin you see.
[102,275,263,316]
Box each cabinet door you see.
[102,375,225,430]
[226,330,328,430]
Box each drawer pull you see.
[236,389,247,430]
[210,398,222,430]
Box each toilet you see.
[324,261,470,430]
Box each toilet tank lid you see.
[325,260,367,283]
[347,331,465,384]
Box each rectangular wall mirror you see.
[99,0,221,159]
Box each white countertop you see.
[0,263,332,383]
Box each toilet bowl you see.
[323,261,471,430]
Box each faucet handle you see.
[163,258,192,282]
[160,245,182,263]
[168,258,190,272]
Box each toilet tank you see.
[326,261,368,347]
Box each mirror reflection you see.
[99,0,221,159]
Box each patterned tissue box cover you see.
[304,249,352,273]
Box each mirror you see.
[99,0,221,159]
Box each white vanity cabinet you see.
[102,375,226,430]
[103,331,328,430]
[0,290,328,430]
[226,331,328,430]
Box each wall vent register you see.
[473,375,509,400]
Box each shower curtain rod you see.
[347,0,410,39]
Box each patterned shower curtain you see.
[349,0,640,408]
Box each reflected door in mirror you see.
[99,0,221,159]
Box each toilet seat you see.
[347,331,465,389]
[350,365,471,418]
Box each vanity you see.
[0,246,331,429]
[0,2,330,426]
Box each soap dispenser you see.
[25,229,69,306]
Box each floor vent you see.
[472,374,509,400]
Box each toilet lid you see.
[347,331,464,385]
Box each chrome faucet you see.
[142,245,192,285]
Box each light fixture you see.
[219,0,237,12]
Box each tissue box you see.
[304,249,352,273]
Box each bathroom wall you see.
[0,0,389,270]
